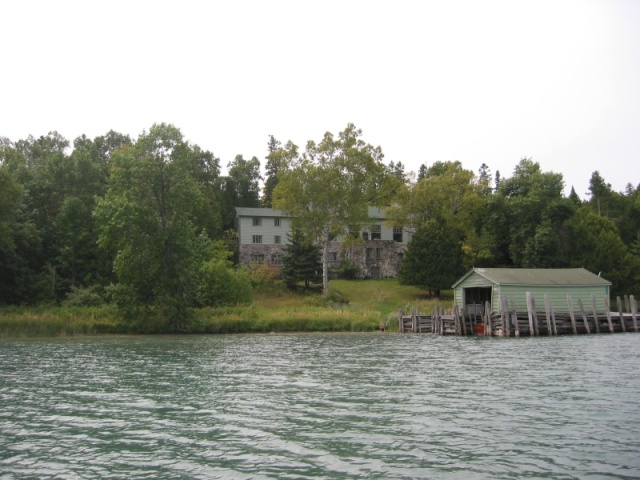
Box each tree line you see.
[1,123,639,327]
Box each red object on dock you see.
[474,324,485,335]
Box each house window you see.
[376,248,382,259]
[362,232,369,241]
[329,252,338,261]
[253,217,262,226]
[393,227,403,243]
[251,254,264,263]
[371,225,381,240]
[366,248,374,259]
[271,254,283,265]
[274,217,281,227]
[274,235,281,244]
[252,235,262,244]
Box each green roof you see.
[235,206,387,219]
[235,207,286,217]
[452,268,612,288]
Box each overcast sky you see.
[2,0,639,198]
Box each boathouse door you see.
[464,287,492,311]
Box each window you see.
[329,252,338,261]
[274,217,281,227]
[271,254,283,266]
[376,248,382,259]
[371,225,381,240]
[393,227,403,243]
[366,248,374,259]
[252,217,262,226]
[274,235,281,244]
[251,254,264,263]
[362,232,369,241]
[252,235,262,244]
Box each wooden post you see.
[485,301,492,336]
[544,294,553,336]
[617,297,626,332]
[398,308,404,333]
[604,296,614,333]
[624,294,630,313]
[526,292,537,336]
[453,304,460,335]
[550,301,558,336]
[509,298,519,337]
[631,295,638,332]
[577,299,591,334]
[500,295,510,337]
[590,294,600,334]
[567,294,578,335]
[460,305,467,336]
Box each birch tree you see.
[273,124,394,293]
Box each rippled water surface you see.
[1,333,639,479]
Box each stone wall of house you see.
[238,244,287,266]
[327,240,407,279]
[239,240,407,279]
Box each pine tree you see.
[398,220,463,297]
[281,228,322,289]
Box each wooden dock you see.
[399,293,639,336]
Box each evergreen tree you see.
[417,163,428,180]
[262,135,281,208]
[399,220,464,297]
[281,228,322,289]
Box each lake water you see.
[1,333,639,479]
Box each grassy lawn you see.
[329,279,453,316]
[0,279,454,337]
[253,278,453,316]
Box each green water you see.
[1,333,639,479]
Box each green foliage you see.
[273,123,397,293]
[335,259,361,280]
[220,154,262,230]
[197,260,252,307]
[248,261,282,288]
[281,228,322,288]
[63,285,105,307]
[95,124,217,330]
[399,220,464,297]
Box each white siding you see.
[239,215,292,245]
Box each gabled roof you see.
[235,207,286,217]
[235,206,388,220]
[452,268,611,288]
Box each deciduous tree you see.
[273,124,394,293]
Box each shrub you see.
[197,260,252,307]
[248,261,282,288]
[337,259,361,280]
[63,285,105,307]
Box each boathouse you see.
[452,268,612,315]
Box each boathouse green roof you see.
[452,268,612,288]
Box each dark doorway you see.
[464,287,492,308]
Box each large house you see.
[234,207,412,278]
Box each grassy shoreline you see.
[0,280,452,338]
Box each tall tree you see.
[588,170,612,216]
[417,163,428,180]
[281,228,322,289]
[262,135,281,208]
[220,154,262,230]
[496,158,572,267]
[398,220,464,297]
[273,123,393,293]
[95,124,210,330]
